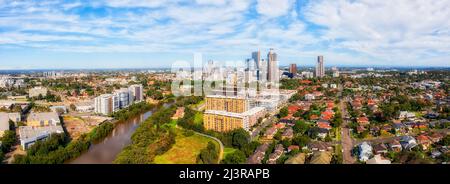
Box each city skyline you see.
[0,0,450,69]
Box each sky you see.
[0,0,449,69]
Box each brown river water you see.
[68,103,172,164]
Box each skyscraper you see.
[315,56,325,78]
[289,64,297,74]
[267,48,278,82]
[252,50,261,70]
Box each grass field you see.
[153,128,219,164]
[223,147,238,159]
[194,112,203,125]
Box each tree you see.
[197,142,218,164]
[279,107,288,118]
[9,120,15,130]
[70,104,76,111]
[222,150,246,164]
[232,129,250,149]
[0,130,17,153]
[293,120,309,135]
[440,135,450,146]
[292,135,310,147]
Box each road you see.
[195,131,224,163]
[250,116,275,140]
[338,84,356,164]
[178,127,224,164]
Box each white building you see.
[19,125,64,149]
[315,56,325,78]
[29,87,48,98]
[358,142,373,162]
[305,94,315,101]
[75,101,94,112]
[128,84,144,103]
[114,88,130,109]
[94,94,114,115]
[301,71,314,79]
[366,154,391,164]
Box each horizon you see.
[0,0,449,69]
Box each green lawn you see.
[153,128,218,164]
[190,100,205,109]
[223,147,238,159]
[194,112,203,125]
[163,119,178,129]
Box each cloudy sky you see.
[0,0,449,69]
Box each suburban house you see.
[247,143,270,164]
[358,142,373,162]
[400,136,418,151]
[366,154,391,164]
[264,127,277,140]
[267,144,284,164]
[357,116,370,126]
[284,153,305,164]
[388,139,403,152]
[309,151,332,164]
[308,141,333,152]
[399,111,416,120]
[373,143,389,155]
[281,128,294,140]
[416,135,432,150]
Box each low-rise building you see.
[27,112,60,127]
[29,87,48,97]
[310,151,332,164]
[18,125,64,149]
[366,154,391,164]
[400,136,418,151]
[267,144,284,164]
[247,143,270,164]
[388,139,402,152]
[281,128,294,140]
[75,102,94,112]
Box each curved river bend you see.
[69,103,171,164]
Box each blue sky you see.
[0,0,449,69]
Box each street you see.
[338,84,356,164]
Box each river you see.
[68,103,172,164]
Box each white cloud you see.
[304,0,450,63]
[105,0,169,8]
[196,0,227,6]
[257,0,293,18]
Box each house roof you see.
[27,112,60,123]
[285,153,305,164]
[357,117,369,123]
[317,122,332,130]
[309,151,332,164]
[416,135,431,143]
[366,155,391,164]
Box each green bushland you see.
[0,130,17,163]
[114,105,177,164]
[112,102,154,121]
[14,122,114,164]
